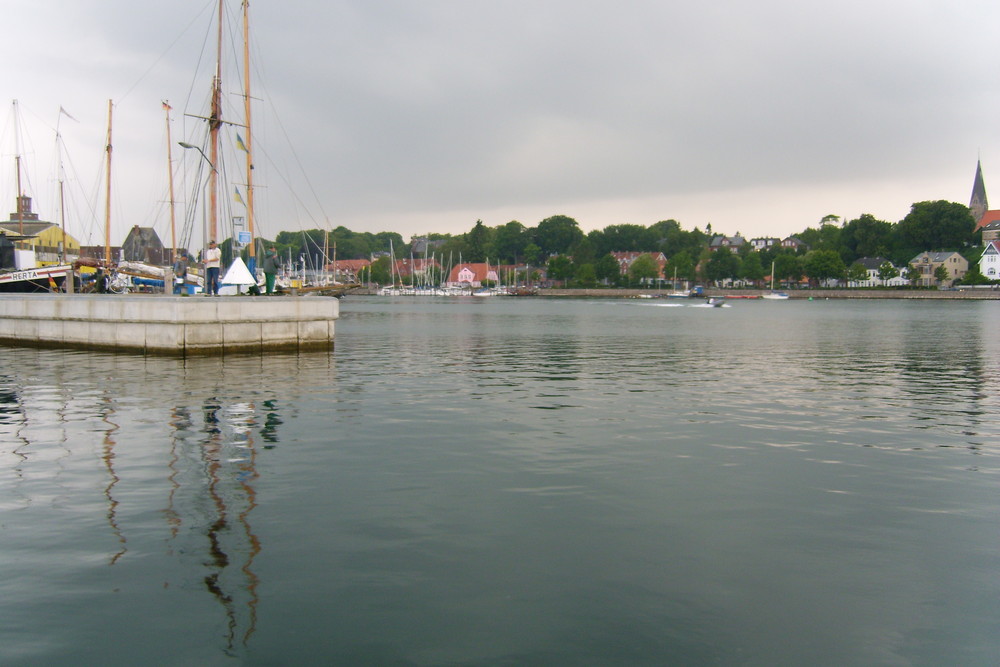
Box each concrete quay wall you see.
[0,294,339,355]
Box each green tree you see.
[629,254,661,284]
[522,243,543,267]
[491,220,527,263]
[797,222,842,252]
[739,251,765,285]
[933,264,951,285]
[959,265,991,285]
[369,256,392,284]
[595,253,620,284]
[533,215,584,256]
[668,250,696,283]
[569,236,597,268]
[896,201,976,254]
[466,220,490,263]
[596,224,656,254]
[905,265,921,285]
[803,249,847,285]
[841,214,893,262]
[574,263,597,287]
[774,253,803,284]
[547,255,574,283]
[705,247,740,284]
[847,262,869,285]
[877,261,899,285]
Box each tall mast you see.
[208,0,224,243]
[58,161,67,263]
[104,99,113,266]
[164,101,177,262]
[243,0,256,266]
[13,100,24,236]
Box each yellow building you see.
[1,195,81,266]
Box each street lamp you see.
[178,142,215,172]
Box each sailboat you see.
[762,260,790,299]
[666,266,689,298]
[0,101,74,293]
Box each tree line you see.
[248,199,991,286]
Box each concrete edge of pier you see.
[0,294,339,356]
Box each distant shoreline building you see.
[971,160,1000,232]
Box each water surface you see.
[1,297,998,665]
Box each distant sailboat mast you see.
[104,99,113,266]
[163,101,177,262]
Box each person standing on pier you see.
[262,246,279,295]
[204,241,222,296]
[172,252,189,295]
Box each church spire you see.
[970,159,988,226]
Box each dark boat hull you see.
[0,265,73,293]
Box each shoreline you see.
[350,287,1000,300]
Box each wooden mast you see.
[58,170,67,263]
[104,99,113,266]
[242,0,256,266]
[208,0,223,244]
[164,101,177,262]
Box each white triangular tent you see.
[221,256,258,289]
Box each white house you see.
[848,257,909,287]
[979,240,1000,280]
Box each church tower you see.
[970,160,988,225]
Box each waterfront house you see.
[849,257,908,287]
[781,236,808,251]
[610,251,667,278]
[326,258,371,282]
[975,210,1000,232]
[908,251,968,287]
[394,257,442,283]
[750,237,780,251]
[980,219,1000,244]
[979,240,1000,280]
[708,235,746,251]
[446,263,498,288]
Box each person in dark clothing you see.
[262,247,280,295]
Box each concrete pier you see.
[0,294,338,355]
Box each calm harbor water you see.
[1,296,998,665]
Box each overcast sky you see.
[4,0,1000,249]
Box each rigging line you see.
[116,0,217,104]
[263,92,328,226]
